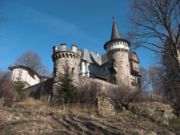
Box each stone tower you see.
[52,43,81,88]
[104,18,131,87]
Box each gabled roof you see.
[80,49,109,66]
[81,49,93,63]
[89,51,102,65]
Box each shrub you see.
[77,83,144,110]
[107,86,144,110]
[0,73,16,106]
[13,79,26,101]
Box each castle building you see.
[26,18,141,99]
[52,18,141,88]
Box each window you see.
[131,77,139,86]
[18,70,22,78]
[71,67,75,74]
[112,59,116,67]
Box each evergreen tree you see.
[55,63,77,104]
[14,78,26,101]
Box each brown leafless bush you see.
[76,82,101,106]
[76,82,144,111]
[107,86,143,110]
[76,82,147,111]
[75,81,169,112]
[0,73,16,106]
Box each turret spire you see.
[111,17,121,40]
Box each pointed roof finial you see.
[112,16,115,22]
[111,16,121,40]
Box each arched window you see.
[112,59,116,67]
[71,67,75,74]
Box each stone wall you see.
[79,77,118,93]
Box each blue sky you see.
[0,0,157,73]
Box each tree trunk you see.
[176,49,180,72]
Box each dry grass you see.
[0,98,178,135]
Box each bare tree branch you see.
[15,50,49,75]
[130,0,180,70]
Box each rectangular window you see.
[18,70,22,78]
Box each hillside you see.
[0,99,179,135]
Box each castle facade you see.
[52,18,141,89]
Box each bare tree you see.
[141,66,164,96]
[162,43,180,110]
[15,50,48,75]
[148,66,165,96]
[130,0,180,71]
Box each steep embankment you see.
[0,99,179,135]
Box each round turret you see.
[104,18,131,87]
[52,43,81,83]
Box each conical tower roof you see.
[111,17,121,40]
[104,17,130,50]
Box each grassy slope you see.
[0,99,178,135]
